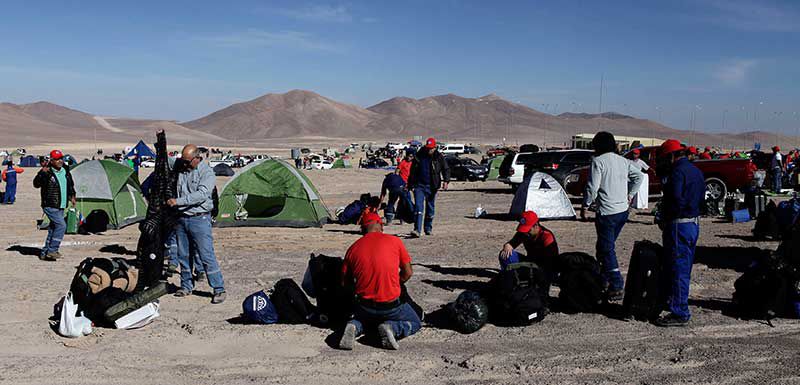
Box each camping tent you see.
[487,156,505,181]
[331,158,352,169]
[19,155,39,167]
[126,140,156,159]
[213,163,235,177]
[215,159,332,228]
[509,172,576,220]
[70,160,148,229]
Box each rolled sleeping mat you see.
[104,282,168,322]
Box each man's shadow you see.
[6,245,41,256]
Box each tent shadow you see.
[716,234,773,243]
[325,228,363,235]
[416,263,498,279]
[694,246,768,272]
[463,213,513,222]
[6,245,42,256]
[99,244,137,256]
[457,188,513,195]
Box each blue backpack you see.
[776,199,800,228]
[242,291,278,324]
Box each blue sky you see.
[1,0,798,135]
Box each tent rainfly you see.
[331,158,352,169]
[126,140,156,158]
[213,163,235,177]
[509,172,576,220]
[215,159,332,228]
[70,160,148,229]
[487,155,505,181]
[19,155,39,167]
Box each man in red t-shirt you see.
[499,211,559,278]
[396,151,414,183]
[339,212,421,350]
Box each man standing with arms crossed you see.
[33,151,76,261]
[581,132,642,301]
[167,144,226,304]
[406,138,450,238]
[654,139,705,327]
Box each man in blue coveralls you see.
[655,139,705,327]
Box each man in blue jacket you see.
[406,138,450,237]
[655,139,705,327]
[379,171,407,224]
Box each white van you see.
[441,144,466,155]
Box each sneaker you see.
[606,289,624,302]
[377,323,399,350]
[211,291,227,304]
[174,288,191,297]
[410,230,421,238]
[48,251,62,259]
[339,323,357,351]
[38,254,57,262]
[655,313,689,327]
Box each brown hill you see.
[17,101,102,129]
[184,90,383,139]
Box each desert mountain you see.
[184,90,383,139]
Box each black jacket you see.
[407,149,450,190]
[33,167,76,208]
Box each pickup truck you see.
[563,146,755,201]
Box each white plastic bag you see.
[114,302,160,330]
[58,292,93,338]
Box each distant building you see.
[571,133,664,151]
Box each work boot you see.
[377,323,399,350]
[605,289,624,302]
[409,230,421,238]
[655,313,689,327]
[174,288,191,297]
[38,254,57,262]
[339,323,357,351]
[49,251,62,259]
[211,291,227,304]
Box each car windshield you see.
[462,158,479,166]
[517,152,562,164]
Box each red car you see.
[564,147,755,201]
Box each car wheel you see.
[705,177,727,201]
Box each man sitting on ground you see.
[339,212,421,351]
[499,211,559,277]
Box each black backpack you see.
[306,254,355,327]
[623,241,666,321]
[732,253,797,324]
[69,257,135,310]
[490,262,547,325]
[753,201,781,240]
[557,252,604,314]
[270,279,316,324]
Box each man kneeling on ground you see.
[339,212,421,350]
[499,211,559,278]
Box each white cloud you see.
[197,29,345,53]
[713,59,758,85]
[699,0,799,32]
[276,4,353,23]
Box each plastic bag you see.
[114,302,160,330]
[58,292,93,338]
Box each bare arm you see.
[399,262,413,283]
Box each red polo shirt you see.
[342,232,412,302]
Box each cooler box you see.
[731,209,751,223]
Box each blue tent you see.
[127,140,156,158]
[19,155,39,167]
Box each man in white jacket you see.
[581,132,643,301]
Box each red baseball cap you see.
[774,146,781,152]
[50,150,64,160]
[658,139,685,158]
[516,211,539,233]
[360,212,382,227]
[425,138,437,149]
[687,146,698,155]
[632,149,641,155]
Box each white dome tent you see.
[509,172,576,220]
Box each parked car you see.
[441,144,466,155]
[564,146,755,200]
[445,156,489,182]
[464,146,481,155]
[209,155,236,168]
[140,159,155,168]
[499,150,594,188]
[311,158,334,170]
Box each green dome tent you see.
[487,156,505,181]
[331,158,352,169]
[71,160,148,229]
[214,159,332,228]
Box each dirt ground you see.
[1,147,799,385]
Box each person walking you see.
[771,146,784,194]
[654,140,705,327]
[33,150,75,261]
[2,159,23,204]
[167,144,226,304]
[628,149,650,211]
[406,138,450,237]
[396,151,414,183]
[339,212,421,350]
[581,132,643,301]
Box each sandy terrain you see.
[1,143,798,385]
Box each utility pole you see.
[597,74,604,132]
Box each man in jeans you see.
[771,146,784,194]
[581,132,642,301]
[167,144,226,304]
[654,139,705,327]
[379,171,406,224]
[33,150,76,261]
[339,212,421,350]
[406,138,450,237]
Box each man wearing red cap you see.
[499,211,559,276]
[771,146,784,194]
[339,212,420,350]
[699,147,712,160]
[654,139,705,327]
[33,150,76,261]
[686,146,698,161]
[407,137,450,237]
